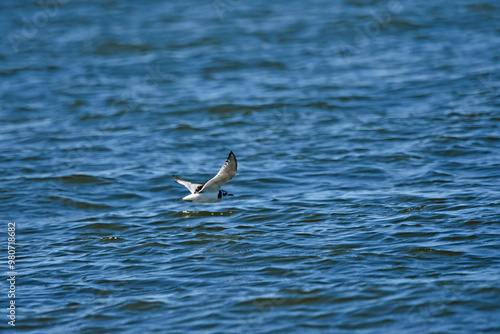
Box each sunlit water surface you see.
[1,0,499,333]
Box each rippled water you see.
[1,0,500,333]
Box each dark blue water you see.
[1,0,500,333]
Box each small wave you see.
[173,210,235,218]
[58,174,112,184]
[94,41,154,55]
[398,205,425,213]
[99,236,122,242]
[468,3,498,11]
[407,247,463,256]
[119,300,166,311]
[49,196,112,209]
[75,223,128,231]
[174,123,204,131]
[236,295,324,308]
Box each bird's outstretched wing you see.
[198,151,237,193]
[172,175,203,194]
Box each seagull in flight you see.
[173,151,237,203]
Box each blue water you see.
[1,0,500,333]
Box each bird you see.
[172,151,237,203]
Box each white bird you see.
[172,151,237,203]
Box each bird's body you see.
[173,151,237,203]
[180,190,228,203]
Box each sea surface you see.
[1,0,499,333]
